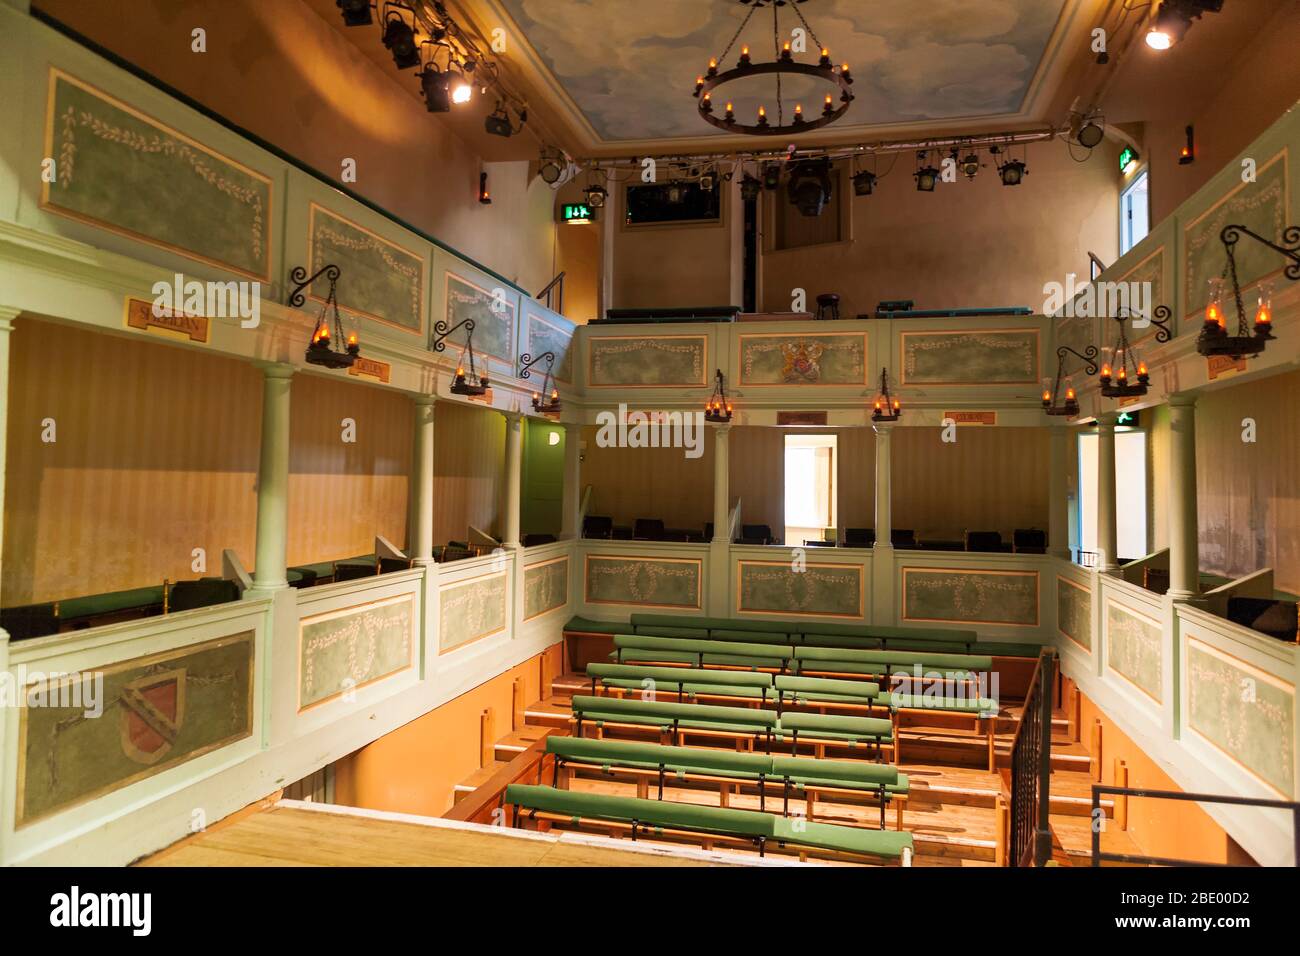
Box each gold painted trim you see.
[735,331,869,387]
[900,566,1041,627]
[438,569,510,654]
[1181,148,1290,321]
[733,559,865,619]
[523,307,576,384]
[443,271,518,366]
[1056,575,1093,651]
[1104,599,1163,704]
[898,328,1041,386]
[582,554,704,610]
[307,202,425,336]
[523,555,570,622]
[297,592,417,711]
[586,334,709,388]
[14,630,256,828]
[1183,634,1295,798]
[40,68,273,282]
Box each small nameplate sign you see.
[124,297,210,343]
[348,356,392,384]
[1207,354,1246,380]
[777,411,827,426]
[943,411,996,425]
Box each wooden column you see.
[251,363,294,591]
[1095,412,1120,572]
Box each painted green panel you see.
[525,311,575,382]
[1057,578,1092,650]
[524,557,568,620]
[589,337,706,387]
[585,555,701,609]
[1106,602,1162,701]
[1183,153,1288,320]
[440,573,508,652]
[309,205,423,334]
[44,71,271,279]
[1187,641,1294,797]
[738,562,863,618]
[901,330,1039,384]
[904,569,1039,626]
[299,595,414,708]
[738,334,866,385]
[17,632,254,826]
[444,273,516,362]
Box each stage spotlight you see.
[584,184,608,209]
[852,170,876,196]
[1146,0,1220,49]
[959,153,981,180]
[337,0,372,27]
[449,70,473,104]
[485,106,513,137]
[998,159,1027,186]
[539,152,565,185]
[383,11,420,70]
[762,163,782,191]
[1076,119,1105,148]
[740,174,762,202]
[915,165,939,192]
[786,159,832,217]
[419,66,450,112]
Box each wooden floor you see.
[139,801,770,867]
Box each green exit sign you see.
[561,203,592,224]
[1119,146,1139,173]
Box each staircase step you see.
[524,696,573,729]
[492,724,551,761]
[452,760,508,803]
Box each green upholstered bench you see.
[570,694,779,748]
[773,675,882,710]
[709,628,796,645]
[504,783,913,863]
[586,663,774,703]
[612,634,794,670]
[564,615,629,635]
[634,625,713,639]
[883,692,999,716]
[630,613,791,635]
[58,584,166,622]
[793,645,993,676]
[775,712,894,758]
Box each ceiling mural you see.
[496,0,1071,143]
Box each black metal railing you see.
[1090,785,1300,866]
[537,271,566,314]
[1010,647,1057,866]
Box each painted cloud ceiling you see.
[499,0,1069,142]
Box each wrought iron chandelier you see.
[1197,223,1298,360]
[520,350,561,415]
[291,264,360,370]
[870,367,900,422]
[1042,345,1098,417]
[694,0,854,137]
[433,318,490,397]
[1096,306,1171,398]
[704,369,733,423]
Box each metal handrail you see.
[537,271,566,314]
[1090,784,1300,867]
[1009,647,1057,866]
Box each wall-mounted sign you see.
[124,296,209,343]
[348,355,392,384]
[943,411,996,425]
[561,203,593,224]
[777,411,828,426]
[1207,354,1247,381]
[1119,145,1140,174]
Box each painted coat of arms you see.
[780,340,826,383]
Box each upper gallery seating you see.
[1226,597,1299,643]
[591,306,742,325]
[1013,528,1047,554]
[740,524,775,545]
[1,576,241,640]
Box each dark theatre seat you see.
[844,528,875,547]
[1226,598,1298,643]
[522,533,556,547]
[891,529,917,548]
[740,524,774,546]
[1013,528,1047,554]
[591,306,741,325]
[633,518,666,540]
[583,515,614,539]
[964,530,1005,553]
[168,578,240,613]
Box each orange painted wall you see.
[333,644,564,817]
[1076,685,1255,865]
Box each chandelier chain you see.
[791,2,825,55]
[714,5,758,63]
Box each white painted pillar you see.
[1095,412,1120,573]
[1048,425,1071,560]
[251,363,294,591]
[502,411,523,549]
[1167,394,1201,602]
[561,422,582,540]
[873,423,893,548]
[411,395,436,563]
[0,309,14,868]
[712,424,731,542]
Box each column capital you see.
[562,420,582,433]
[255,361,296,380]
[0,306,21,329]
[710,421,732,435]
[1167,392,1198,409]
[871,422,894,437]
[414,392,437,408]
[1095,411,1119,429]
[501,409,524,423]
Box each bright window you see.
[1077,428,1148,564]
[784,434,837,546]
[1120,170,1150,255]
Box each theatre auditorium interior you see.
[0,0,1297,873]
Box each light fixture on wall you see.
[914,152,939,192]
[289,264,360,370]
[787,159,832,217]
[762,163,782,191]
[539,149,567,185]
[382,4,420,69]
[1072,113,1105,149]
[1097,306,1172,398]
[1042,345,1098,417]
[1145,0,1223,50]
[852,169,877,196]
[337,0,373,27]
[1179,125,1195,164]
[693,0,854,136]
[433,319,490,396]
[704,369,733,424]
[520,351,561,415]
[1197,223,1299,360]
[959,151,981,181]
[870,368,901,422]
[584,182,608,209]
[478,171,492,204]
[485,103,525,138]
[740,173,763,202]
[989,145,1027,186]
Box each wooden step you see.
[1050,812,1146,866]
[452,760,508,803]
[492,725,551,762]
[523,696,573,730]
